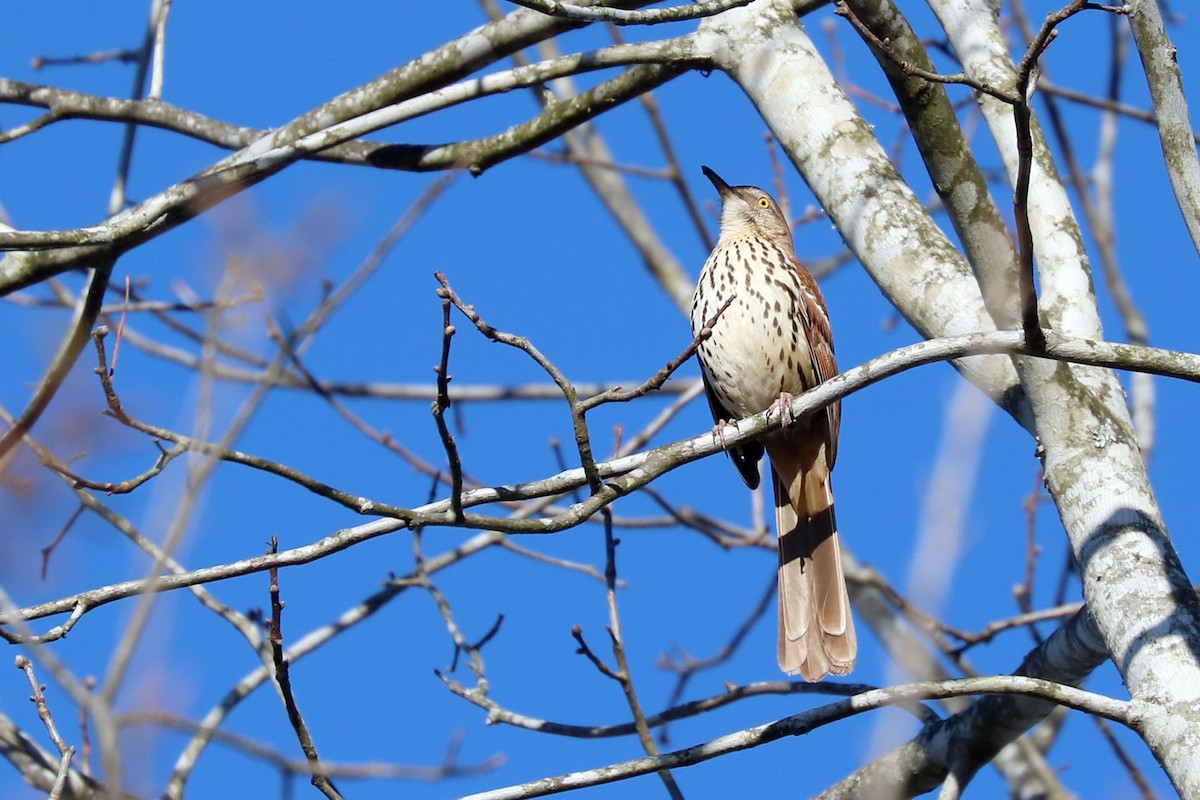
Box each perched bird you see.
[690,166,855,681]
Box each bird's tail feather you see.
[769,444,856,681]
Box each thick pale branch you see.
[928,1,1200,794]
[463,674,1129,800]
[0,33,696,180]
[509,0,754,25]
[818,609,1109,799]
[1126,0,1200,254]
[368,63,684,173]
[838,0,1020,329]
[4,328,1200,636]
[441,674,929,738]
[0,40,694,255]
[0,3,668,292]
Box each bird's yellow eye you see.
[758,196,771,208]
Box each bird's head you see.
[702,165,793,244]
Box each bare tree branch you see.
[508,0,754,25]
[4,327,1199,640]
[465,672,1127,800]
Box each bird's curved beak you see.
[701,165,732,197]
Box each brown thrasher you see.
[690,166,856,681]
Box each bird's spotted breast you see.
[691,235,818,420]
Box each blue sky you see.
[2,2,1198,799]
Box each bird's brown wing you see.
[793,258,841,468]
[701,371,764,490]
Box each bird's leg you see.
[769,392,797,427]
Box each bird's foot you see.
[769,392,797,427]
[711,418,740,449]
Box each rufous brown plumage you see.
[690,166,855,681]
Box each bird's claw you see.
[770,392,797,427]
[711,418,740,449]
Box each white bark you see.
[703,0,1200,795]
[816,610,1108,799]
[1126,0,1200,255]
[930,2,1200,796]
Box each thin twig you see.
[267,537,344,800]
[950,603,1084,654]
[432,293,466,520]
[39,504,85,580]
[1013,1,1129,350]
[45,440,185,496]
[0,257,114,463]
[498,538,610,583]
[440,672,907,739]
[109,275,130,374]
[657,575,776,744]
[1092,716,1158,800]
[122,711,504,779]
[571,625,621,681]
[47,747,76,800]
[436,271,603,489]
[599,509,684,797]
[163,530,505,799]
[15,656,71,755]
[835,2,1019,104]
[87,327,413,520]
[1014,467,1047,643]
[838,0,1129,353]
[580,294,733,410]
[31,50,140,69]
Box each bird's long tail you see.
[768,443,856,681]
